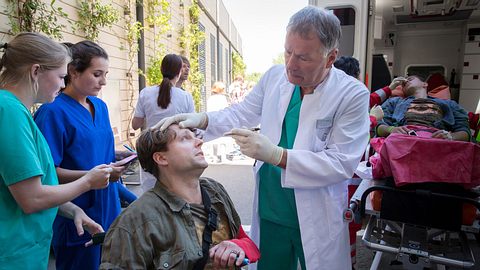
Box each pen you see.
[224,127,260,136]
[123,144,136,153]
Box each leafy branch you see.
[76,0,119,41]
[179,0,205,111]
[6,0,69,39]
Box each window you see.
[219,43,223,83]
[210,34,216,83]
[328,7,355,57]
[198,23,206,110]
[225,48,229,85]
[198,23,206,82]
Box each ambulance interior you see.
[336,0,480,113]
[329,1,480,269]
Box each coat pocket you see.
[325,194,345,241]
[313,119,333,151]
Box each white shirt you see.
[207,94,229,112]
[134,85,194,128]
[134,85,194,191]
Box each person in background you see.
[377,75,470,141]
[229,75,245,104]
[426,73,451,100]
[132,53,195,192]
[333,55,360,79]
[176,55,190,90]
[34,40,134,270]
[100,125,260,269]
[156,6,370,270]
[207,81,229,112]
[0,32,110,270]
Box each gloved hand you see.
[370,105,384,121]
[389,77,407,90]
[152,112,208,131]
[226,128,284,165]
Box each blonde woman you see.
[0,33,110,270]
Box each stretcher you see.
[347,177,480,269]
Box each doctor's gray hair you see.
[287,6,341,53]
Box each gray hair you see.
[287,6,341,53]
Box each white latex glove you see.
[370,105,384,121]
[389,77,407,90]
[152,112,208,131]
[226,128,284,165]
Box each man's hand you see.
[390,126,411,135]
[391,86,405,97]
[431,130,453,140]
[72,207,104,247]
[370,105,384,121]
[209,241,246,268]
[151,113,208,131]
[226,128,283,165]
[389,77,407,90]
[84,164,112,189]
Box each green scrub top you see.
[0,90,59,269]
[258,85,302,228]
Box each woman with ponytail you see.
[132,53,195,191]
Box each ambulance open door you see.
[308,0,373,88]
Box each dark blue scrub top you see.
[34,93,121,246]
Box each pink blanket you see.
[370,127,480,188]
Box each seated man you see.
[376,75,470,141]
[100,125,260,269]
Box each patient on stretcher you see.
[376,75,471,142]
[363,75,480,227]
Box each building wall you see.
[0,0,242,146]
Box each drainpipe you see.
[216,26,220,83]
[136,0,146,91]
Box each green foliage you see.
[232,51,246,79]
[246,72,263,83]
[272,52,285,65]
[123,0,145,144]
[146,53,165,86]
[76,0,119,41]
[142,0,171,86]
[7,0,69,39]
[145,0,171,35]
[179,0,205,112]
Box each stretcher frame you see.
[348,179,480,269]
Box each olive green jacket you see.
[100,177,241,270]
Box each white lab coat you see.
[205,65,370,270]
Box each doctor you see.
[156,6,370,270]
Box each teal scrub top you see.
[0,90,59,269]
[258,85,302,228]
